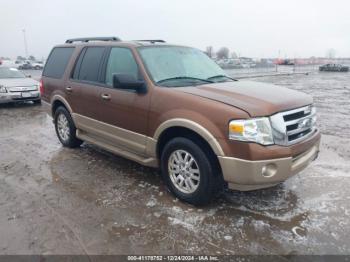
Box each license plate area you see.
[21,92,34,98]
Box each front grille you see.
[8,86,38,92]
[270,105,317,146]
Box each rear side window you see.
[73,47,105,82]
[43,47,74,79]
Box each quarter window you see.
[105,48,139,86]
[43,47,74,79]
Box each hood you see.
[176,80,313,117]
[0,78,39,87]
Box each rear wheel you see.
[161,137,219,206]
[54,106,83,148]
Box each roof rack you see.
[65,37,121,44]
[134,39,166,44]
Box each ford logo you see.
[298,118,312,129]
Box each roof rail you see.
[134,39,166,44]
[65,37,121,44]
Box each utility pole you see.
[22,29,28,58]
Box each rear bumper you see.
[0,91,40,104]
[218,132,321,191]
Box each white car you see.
[0,67,41,104]
[31,61,44,70]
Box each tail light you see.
[39,79,44,95]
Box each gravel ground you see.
[0,71,349,255]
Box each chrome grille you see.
[270,105,317,146]
[8,86,38,92]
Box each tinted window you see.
[43,47,74,79]
[76,47,105,82]
[105,47,139,86]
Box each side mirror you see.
[112,74,146,93]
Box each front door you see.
[96,47,151,155]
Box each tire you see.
[33,99,41,105]
[160,137,219,206]
[54,106,83,148]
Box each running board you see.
[76,130,158,168]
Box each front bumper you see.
[218,133,321,191]
[0,91,40,104]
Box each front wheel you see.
[54,106,83,148]
[161,137,219,206]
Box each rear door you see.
[67,46,107,120]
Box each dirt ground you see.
[0,72,349,255]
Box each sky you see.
[0,0,349,59]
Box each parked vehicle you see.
[18,61,34,70]
[41,37,320,205]
[319,64,349,72]
[0,67,41,104]
[31,61,44,70]
[276,59,295,66]
[17,60,43,70]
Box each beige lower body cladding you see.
[218,138,320,191]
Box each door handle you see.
[101,94,111,101]
[65,86,73,93]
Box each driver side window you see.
[105,47,139,86]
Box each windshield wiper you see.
[156,76,214,85]
[207,75,237,81]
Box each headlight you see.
[229,117,274,145]
[0,85,7,93]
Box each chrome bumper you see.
[218,138,320,191]
[0,91,40,103]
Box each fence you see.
[224,59,350,78]
[223,64,323,79]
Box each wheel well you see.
[157,126,222,174]
[52,100,66,116]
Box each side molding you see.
[72,113,158,167]
[153,118,225,156]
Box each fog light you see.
[261,163,277,178]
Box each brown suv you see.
[41,37,320,205]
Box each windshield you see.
[138,46,230,87]
[0,67,26,79]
